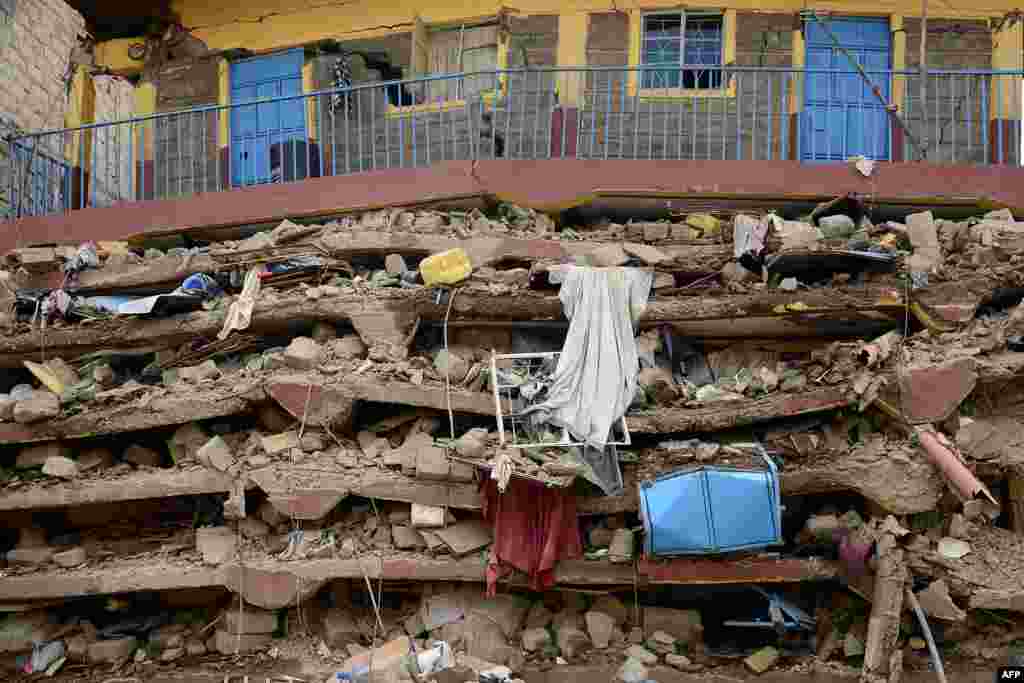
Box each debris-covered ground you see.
[2,198,1024,682]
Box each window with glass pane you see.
[641,12,723,90]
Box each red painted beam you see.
[7,159,1024,254]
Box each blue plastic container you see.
[639,446,783,556]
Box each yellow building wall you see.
[90,0,1022,165]
[96,0,1020,74]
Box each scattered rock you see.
[225,607,278,634]
[721,261,759,284]
[622,242,670,265]
[0,396,15,421]
[916,579,967,622]
[588,525,614,548]
[42,455,79,479]
[257,403,294,432]
[555,618,591,659]
[13,392,60,424]
[196,526,236,565]
[391,525,426,550]
[262,431,300,454]
[16,442,68,469]
[160,647,185,662]
[937,537,971,559]
[589,244,630,267]
[643,607,702,645]
[283,337,322,370]
[300,431,327,453]
[666,653,697,671]
[947,513,971,540]
[93,364,116,387]
[521,627,551,652]
[524,602,554,630]
[584,611,614,649]
[311,322,339,344]
[385,254,408,275]
[196,436,234,471]
[212,630,271,654]
[454,428,489,459]
[686,213,721,235]
[178,360,221,383]
[88,636,138,663]
[333,335,368,359]
[167,423,208,464]
[123,444,163,468]
[625,644,658,665]
[52,547,87,568]
[590,595,628,625]
[745,645,780,673]
[6,547,54,565]
[617,657,649,683]
[649,629,677,654]
[434,349,470,382]
[78,448,114,471]
[258,501,286,527]
[323,608,361,647]
[239,517,270,539]
[843,631,864,657]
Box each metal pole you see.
[920,0,928,157]
[801,10,926,159]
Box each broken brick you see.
[283,336,322,370]
[589,244,629,267]
[123,444,162,468]
[415,442,450,481]
[196,526,236,565]
[196,435,234,471]
[224,607,278,634]
[212,630,271,654]
[262,431,300,454]
[88,636,138,663]
[13,393,60,424]
[42,455,79,479]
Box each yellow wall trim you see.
[218,58,230,150]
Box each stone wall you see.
[902,19,1004,163]
[0,0,86,218]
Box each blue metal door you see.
[802,17,891,162]
[230,49,307,187]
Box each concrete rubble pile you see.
[1,198,1024,682]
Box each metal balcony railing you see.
[2,65,1022,220]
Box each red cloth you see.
[482,477,582,596]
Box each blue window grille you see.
[641,12,724,90]
[9,140,70,217]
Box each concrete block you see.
[196,526,236,565]
[224,607,278,634]
[213,629,271,654]
[88,636,138,663]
